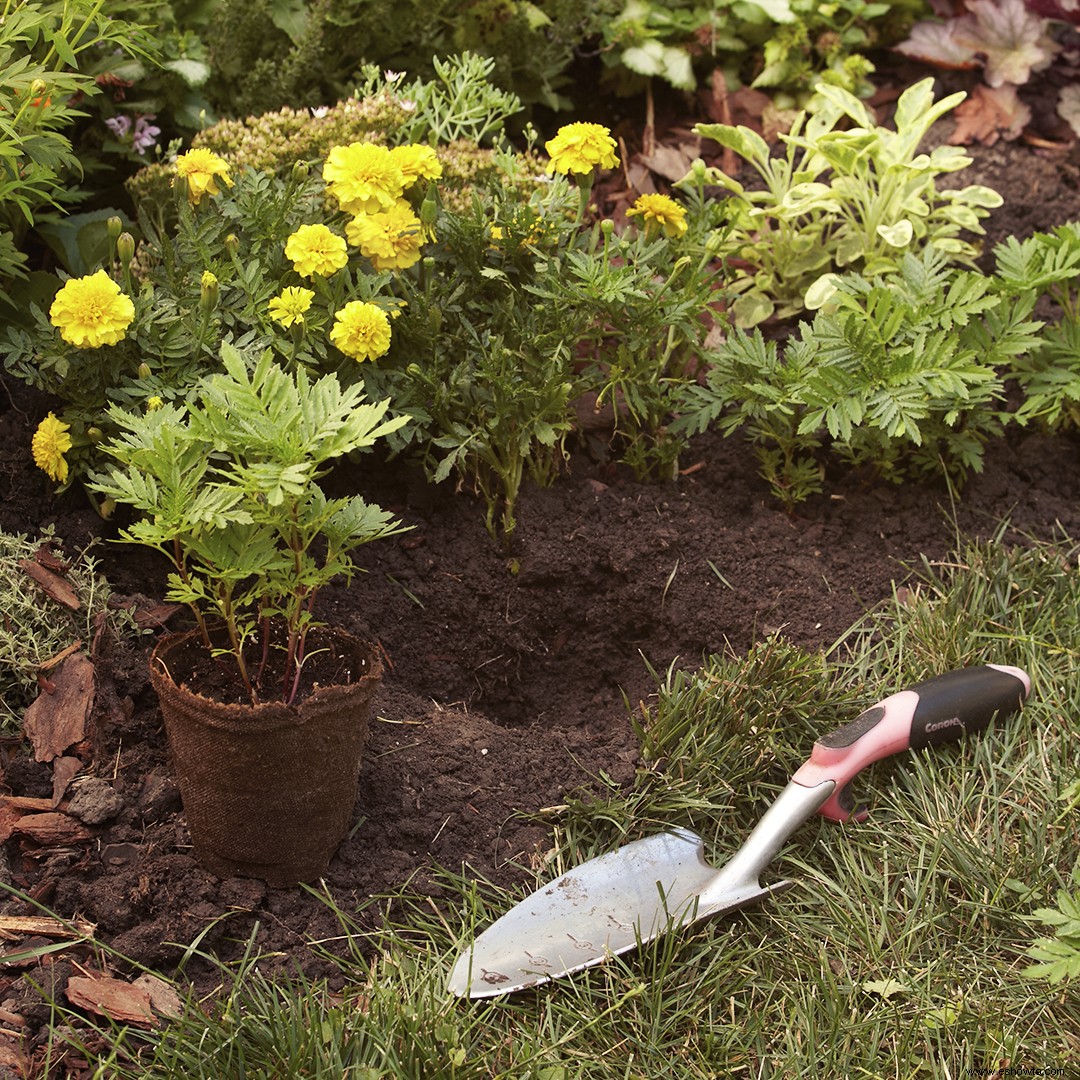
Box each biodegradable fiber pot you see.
[149,627,381,887]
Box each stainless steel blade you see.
[449,780,834,998]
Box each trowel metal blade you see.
[448,828,792,999]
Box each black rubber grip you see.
[907,665,1029,749]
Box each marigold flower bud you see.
[600,219,615,238]
[200,270,219,313]
[86,426,103,443]
[117,232,136,265]
[138,362,152,380]
[419,183,438,236]
[30,79,47,97]
[225,234,240,257]
[291,160,310,183]
[107,216,123,241]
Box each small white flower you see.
[310,106,330,119]
[384,70,404,84]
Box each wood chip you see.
[0,1034,29,1073]
[18,559,80,611]
[12,812,95,845]
[0,804,22,846]
[66,975,156,1026]
[0,915,96,942]
[50,755,83,807]
[23,651,94,763]
[0,796,57,812]
[133,973,184,1019]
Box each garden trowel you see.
[448,664,1031,998]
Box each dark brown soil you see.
[0,121,1078,1065]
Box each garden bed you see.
[0,113,1078,1061]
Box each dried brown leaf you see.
[951,83,1031,144]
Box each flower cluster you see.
[105,113,161,156]
[321,141,439,272]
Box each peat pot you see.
[149,627,382,887]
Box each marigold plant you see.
[284,223,350,278]
[323,142,406,215]
[268,287,315,328]
[626,193,689,239]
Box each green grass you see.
[42,531,1080,1077]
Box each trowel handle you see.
[791,665,1031,823]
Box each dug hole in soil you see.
[0,128,1078,1041]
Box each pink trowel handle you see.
[792,664,1031,823]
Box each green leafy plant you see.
[88,343,408,704]
[599,0,923,100]
[993,221,1080,430]
[690,77,1003,326]
[364,134,725,542]
[0,0,159,289]
[1023,849,1080,983]
[674,247,1044,505]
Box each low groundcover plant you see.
[88,343,408,705]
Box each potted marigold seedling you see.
[89,343,408,885]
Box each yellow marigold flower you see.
[346,201,424,272]
[626,192,689,238]
[389,144,443,188]
[146,396,165,411]
[323,142,405,215]
[31,413,72,484]
[284,224,349,277]
[330,301,392,362]
[545,122,619,176]
[268,286,315,328]
[174,148,233,205]
[49,269,135,348]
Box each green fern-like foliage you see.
[673,248,1047,506]
[995,222,1080,432]
[1024,853,1080,984]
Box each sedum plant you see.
[689,77,1003,326]
[674,247,1044,505]
[88,344,408,705]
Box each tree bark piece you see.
[22,651,94,763]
